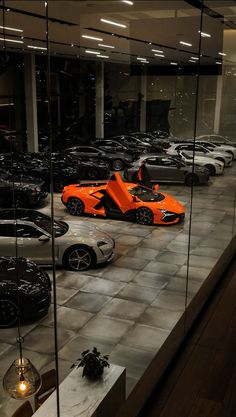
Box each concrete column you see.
[140,68,147,132]
[96,61,104,139]
[214,75,223,134]
[24,54,38,152]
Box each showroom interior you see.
[0,1,236,416]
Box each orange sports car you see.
[61,173,185,225]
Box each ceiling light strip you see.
[179,41,192,47]
[27,45,47,50]
[98,43,114,48]
[82,35,103,41]
[0,37,23,43]
[100,18,127,28]
[0,25,23,33]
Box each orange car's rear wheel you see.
[136,207,153,225]
[67,198,84,216]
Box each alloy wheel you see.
[68,247,92,271]
[67,198,84,216]
[0,299,18,327]
[136,207,153,225]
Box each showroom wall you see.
[0,2,236,417]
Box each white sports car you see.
[177,151,224,176]
[167,143,233,167]
[196,138,236,159]
[0,209,114,271]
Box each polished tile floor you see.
[0,165,235,416]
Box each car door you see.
[161,158,185,182]
[15,223,54,263]
[0,223,17,256]
[106,173,135,213]
[144,158,165,182]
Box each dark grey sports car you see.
[0,256,51,327]
[124,155,210,186]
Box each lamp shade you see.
[3,357,42,399]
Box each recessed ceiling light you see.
[216,61,222,64]
[170,62,178,65]
[198,31,211,38]
[152,49,163,53]
[122,0,134,4]
[189,59,196,63]
[98,43,114,49]
[0,38,24,44]
[218,52,226,56]
[0,25,23,33]
[180,41,192,47]
[154,54,165,58]
[191,57,199,60]
[82,35,103,41]
[71,43,74,47]
[98,55,109,58]
[100,18,127,28]
[27,45,47,50]
[85,50,100,54]
[137,57,147,61]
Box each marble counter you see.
[33,364,126,417]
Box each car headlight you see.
[97,241,108,247]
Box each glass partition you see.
[0,2,235,417]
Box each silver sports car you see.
[0,209,114,271]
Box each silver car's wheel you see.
[136,207,153,225]
[65,246,94,271]
[67,198,84,216]
[205,164,216,176]
[112,159,124,171]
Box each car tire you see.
[112,159,124,171]
[67,198,84,216]
[215,157,225,165]
[205,164,216,176]
[63,245,95,271]
[0,298,18,328]
[136,207,153,225]
[87,167,100,180]
[185,173,199,186]
[14,193,27,208]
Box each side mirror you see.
[39,235,50,243]
[152,184,159,192]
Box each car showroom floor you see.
[0,165,235,416]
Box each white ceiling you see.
[0,0,235,66]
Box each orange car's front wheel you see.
[136,207,153,225]
[67,198,84,216]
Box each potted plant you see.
[71,347,110,380]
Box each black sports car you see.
[0,153,110,192]
[0,169,47,207]
[0,256,51,327]
[112,135,164,155]
[65,145,132,171]
[91,140,134,170]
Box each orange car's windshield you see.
[128,186,165,202]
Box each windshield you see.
[181,152,192,160]
[19,212,68,237]
[128,186,165,202]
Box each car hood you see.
[184,155,223,166]
[14,175,45,187]
[150,193,184,214]
[64,220,112,242]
